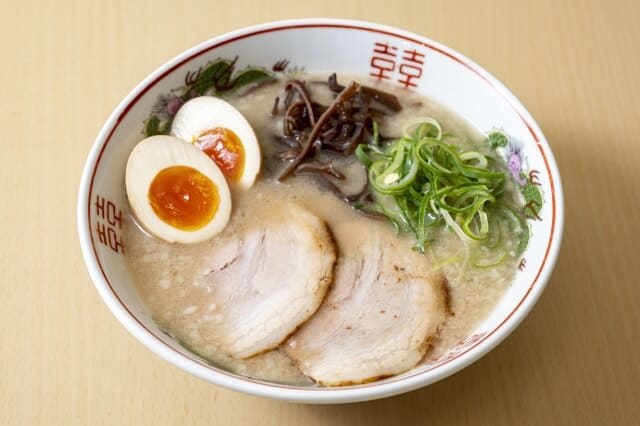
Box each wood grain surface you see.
[2,0,639,424]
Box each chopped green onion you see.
[372,120,380,146]
[356,118,529,266]
[404,118,443,140]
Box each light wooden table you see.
[2,0,639,424]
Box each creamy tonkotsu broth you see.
[124,76,517,385]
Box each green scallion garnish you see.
[355,119,529,266]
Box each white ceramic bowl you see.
[77,18,564,404]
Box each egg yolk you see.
[148,166,219,231]
[195,128,245,182]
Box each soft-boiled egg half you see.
[171,96,261,189]
[125,135,231,244]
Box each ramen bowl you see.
[77,18,564,404]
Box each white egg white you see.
[171,96,261,190]
[125,135,231,244]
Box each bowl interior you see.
[79,20,561,403]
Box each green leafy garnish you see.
[487,130,509,148]
[219,68,275,95]
[144,116,172,137]
[355,119,529,265]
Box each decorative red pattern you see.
[397,48,425,88]
[422,333,487,370]
[370,41,398,80]
[86,23,557,391]
[368,42,426,88]
[93,195,124,253]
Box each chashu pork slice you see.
[195,202,336,359]
[285,220,448,385]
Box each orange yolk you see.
[195,127,245,182]
[148,165,219,231]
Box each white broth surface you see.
[124,76,517,385]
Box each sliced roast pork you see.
[285,220,448,385]
[195,202,336,359]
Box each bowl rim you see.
[77,17,564,404]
